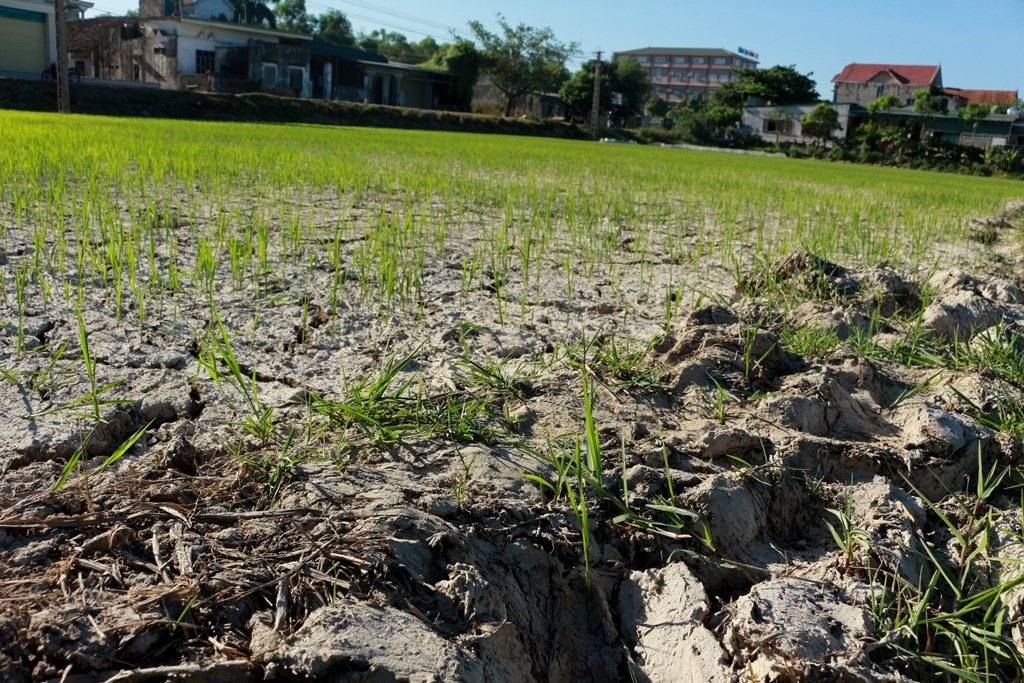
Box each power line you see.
[332,0,454,33]
[303,1,454,41]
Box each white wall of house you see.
[0,0,57,77]
[151,21,253,74]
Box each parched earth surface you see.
[2,198,1024,682]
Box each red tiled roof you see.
[945,87,1018,106]
[832,63,940,86]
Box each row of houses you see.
[743,63,1021,147]
[1,0,464,110]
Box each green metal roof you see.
[308,40,386,63]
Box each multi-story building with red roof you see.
[832,63,942,107]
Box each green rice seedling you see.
[13,263,29,354]
[196,310,276,446]
[853,449,1024,680]
[824,483,871,575]
[581,357,602,480]
[27,304,131,422]
[612,446,714,550]
[779,324,841,358]
[740,315,777,380]
[703,373,740,425]
[889,370,946,409]
[52,421,151,491]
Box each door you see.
[0,7,47,74]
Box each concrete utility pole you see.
[54,0,71,113]
[590,51,602,140]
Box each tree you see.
[706,65,818,132]
[274,0,314,34]
[559,57,649,124]
[559,60,611,123]
[468,14,578,117]
[800,102,841,145]
[958,103,991,140]
[667,96,712,142]
[766,106,793,144]
[867,94,901,114]
[645,95,669,117]
[316,9,354,46]
[912,89,943,115]
[357,30,439,64]
[424,39,483,111]
[231,0,276,28]
[609,57,650,118]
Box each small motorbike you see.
[41,63,81,85]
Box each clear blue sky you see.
[86,0,1023,100]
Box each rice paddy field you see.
[2,109,1024,681]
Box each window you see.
[195,50,214,74]
[673,56,687,64]
[635,55,649,63]
[691,57,705,64]
[670,88,680,97]
[734,58,742,67]
[262,62,278,88]
[654,68,666,79]
[709,73,719,82]
[691,72,703,81]
[654,55,668,64]
[671,71,683,80]
[712,57,727,65]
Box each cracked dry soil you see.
[3,199,1024,682]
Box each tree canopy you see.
[357,30,440,64]
[693,65,819,133]
[867,94,901,114]
[468,14,578,117]
[800,102,841,144]
[559,57,650,123]
[912,90,944,115]
[316,10,355,46]
[424,39,483,111]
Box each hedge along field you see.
[2,110,1022,327]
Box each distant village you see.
[3,0,1022,151]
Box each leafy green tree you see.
[867,94,901,114]
[356,30,437,63]
[611,57,650,117]
[667,96,712,142]
[707,65,818,131]
[559,57,650,123]
[645,95,669,117]
[424,39,483,111]
[559,61,611,123]
[800,102,841,144]
[468,14,579,117]
[316,9,354,46]
[274,0,314,34]
[231,0,276,28]
[912,89,943,115]
[766,106,793,143]
[958,103,990,140]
